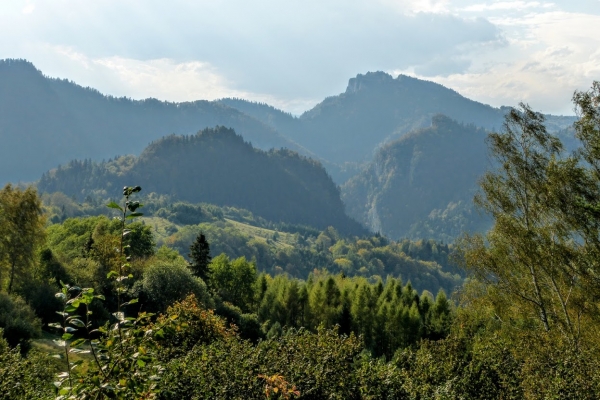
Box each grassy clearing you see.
[142,214,298,251]
[141,216,181,240]
[33,331,95,373]
[224,218,296,249]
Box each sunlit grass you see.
[33,331,94,374]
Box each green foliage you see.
[141,258,212,313]
[458,99,600,344]
[51,186,167,399]
[42,193,461,295]
[0,184,46,293]
[210,254,257,313]
[353,355,407,399]
[159,327,363,400]
[0,293,42,353]
[153,294,232,360]
[46,215,155,263]
[0,329,55,399]
[188,232,211,281]
[155,202,216,225]
[397,335,523,399]
[256,272,452,358]
[445,83,600,398]
[51,282,163,399]
[164,220,460,295]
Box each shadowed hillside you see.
[38,126,366,236]
[342,115,492,241]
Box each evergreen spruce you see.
[189,232,211,282]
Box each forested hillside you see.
[38,126,366,235]
[0,59,306,183]
[342,115,491,241]
[40,191,461,294]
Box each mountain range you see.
[0,59,307,184]
[1,58,580,241]
[220,72,576,180]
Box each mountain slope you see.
[297,72,505,165]
[0,59,305,183]
[38,126,366,236]
[342,115,492,242]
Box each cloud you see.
[463,2,552,12]
[0,0,596,115]
[414,57,472,76]
[412,11,600,114]
[0,0,506,111]
[22,3,35,14]
[378,0,452,14]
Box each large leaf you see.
[106,201,123,211]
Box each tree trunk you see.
[7,259,15,294]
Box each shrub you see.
[159,327,363,400]
[0,293,41,353]
[0,329,55,399]
[153,294,232,361]
[141,259,213,312]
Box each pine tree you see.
[188,232,211,282]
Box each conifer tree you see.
[188,232,211,282]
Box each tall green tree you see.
[0,185,45,293]
[209,254,256,313]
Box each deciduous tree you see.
[0,185,45,293]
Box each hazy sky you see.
[2,1,598,115]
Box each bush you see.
[0,329,55,399]
[0,293,41,354]
[141,259,213,312]
[159,327,363,399]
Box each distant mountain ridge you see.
[0,59,307,183]
[296,71,505,165]
[38,126,366,236]
[1,59,580,242]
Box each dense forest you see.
[0,183,456,398]
[39,200,461,294]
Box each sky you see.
[1,0,598,115]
